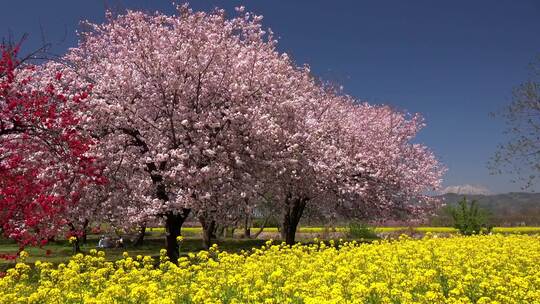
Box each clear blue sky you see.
[2,1,539,193]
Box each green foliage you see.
[252,216,280,228]
[347,222,378,239]
[448,197,492,235]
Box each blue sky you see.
[2,1,539,193]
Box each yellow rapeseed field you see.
[1,234,539,303]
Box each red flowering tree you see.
[0,43,104,251]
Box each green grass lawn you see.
[0,235,268,272]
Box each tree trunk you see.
[121,130,191,262]
[281,197,308,245]
[253,215,271,239]
[165,209,190,263]
[243,214,251,238]
[68,223,81,253]
[133,224,146,247]
[81,219,89,244]
[200,217,216,249]
[216,225,225,240]
[72,237,81,254]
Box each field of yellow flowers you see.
[1,234,539,303]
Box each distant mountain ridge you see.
[433,192,540,226]
[441,185,491,195]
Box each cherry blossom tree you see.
[0,43,104,250]
[51,4,444,254]
[57,5,318,259]
[257,89,445,244]
[335,102,444,221]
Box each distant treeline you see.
[430,192,540,226]
[287,192,540,228]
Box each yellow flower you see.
[18,250,29,262]
[1,234,539,303]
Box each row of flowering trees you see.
[0,5,444,261]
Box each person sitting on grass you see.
[115,237,124,248]
[97,235,112,248]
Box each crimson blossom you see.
[0,43,104,250]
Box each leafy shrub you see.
[448,197,492,235]
[252,216,280,228]
[347,222,378,239]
